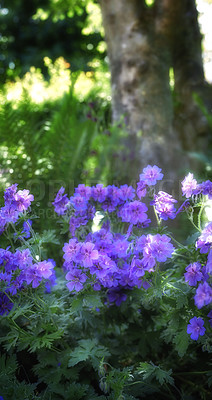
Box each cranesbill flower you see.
[147,234,175,263]
[136,181,147,198]
[0,248,15,273]
[14,189,34,212]
[35,260,54,279]
[89,256,114,279]
[0,206,19,228]
[70,194,88,214]
[151,191,177,220]
[21,219,32,239]
[45,268,57,293]
[184,262,203,286]
[118,201,148,225]
[0,293,13,315]
[8,275,24,295]
[79,242,99,268]
[52,187,69,215]
[206,250,212,274]
[24,267,42,288]
[196,180,212,199]
[130,257,145,278]
[112,238,129,258]
[187,317,205,340]
[119,185,135,202]
[107,288,127,306]
[196,222,212,254]
[208,310,212,327]
[4,184,18,206]
[92,184,108,203]
[63,239,81,264]
[194,281,212,309]
[14,249,33,269]
[181,173,197,198]
[93,228,113,244]
[66,270,87,292]
[139,165,163,186]
[75,184,91,200]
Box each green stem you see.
[153,206,161,226]
[188,216,201,232]
[198,202,205,231]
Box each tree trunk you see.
[99,0,210,188]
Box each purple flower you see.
[63,239,81,264]
[136,180,147,199]
[92,184,108,203]
[0,205,19,228]
[196,180,212,199]
[135,234,175,272]
[196,222,212,254]
[207,310,212,327]
[70,194,88,214]
[139,165,163,186]
[45,268,57,293]
[187,317,205,340]
[181,173,197,198]
[0,292,13,315]
[151,191,177,220]
[107,288,127,306]
[206,250,212,274]
[52,187,69,215]
[75,184,91,200]
[66,269,87,292]
[90,254,117,278]
[130,257,145,278]
[118,201,148,225]
[4,184,18,205]
[24,266,42,288]
[146,234,175,263]
[8,275,24,295]
[35,260,54,279]
[79,242,99,268]
[112,238,129,258]
[14,249,33,269]
[14,189,34,212]
[119,185,135,202]
[22,219,32,238]
[194,281,212,309]
[184,262,203,286]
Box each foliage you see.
[0,0,105,83]
[0,167,212,399]
[0,58,111,261]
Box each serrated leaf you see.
[173,328,189,357]
[68,339,110,368]
[137,362,174,386]
[83,292,103,309]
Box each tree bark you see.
[99,0,210,188]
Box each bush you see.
[0,166,211,399]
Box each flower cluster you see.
[52,165,176,304]
[0,184,56,316]
[0,184,34,234]
[181,174,212,340]
[0,247,56,300]
[62,229,175,304]
[181,172,212,199]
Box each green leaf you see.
[173,328,189,357]
[68,339,110,368]
[137,362,174,386]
